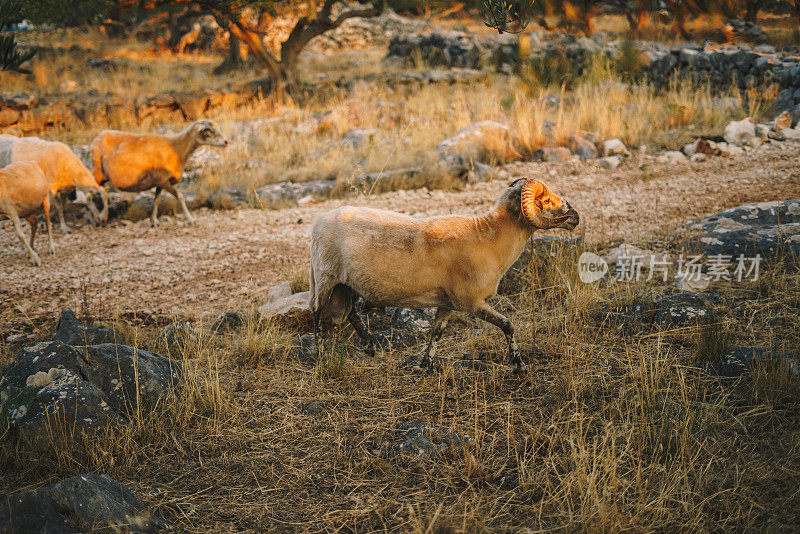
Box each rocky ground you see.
[1,142,798,336]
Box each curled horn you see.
[520,179,545,223]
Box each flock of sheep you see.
[0,119,228,266]
[1,116,581,371]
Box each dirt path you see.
[2,144,799,334]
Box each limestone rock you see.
[723,117,756,146]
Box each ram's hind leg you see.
[348,307,376,357]
[416,307,452,371]
[473,302,526,374]
[9,210,41,266]
[55,193,70,234]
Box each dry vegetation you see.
[1,244,799,532]
[2,14,800,533]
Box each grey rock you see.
[0,341,182,445]
[207,187,250,209]
[569,134,598,160]
[677,200,800,259]
[704,346,799,379]
[211,312,245,334]
[537,146,572,162]
[52,308,122,346]
[156,321,199,353]
[342,128,378,149]
[300,400,324,416]
[386,420,468,459]
[0,473,167,533]
[251,179,335,209]
[595,292,719,331]
[387,31,483,69]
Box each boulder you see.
[773,111,793,132]
[259,291,312,324]
[675,272,712,292]
[211,312,245,334]
[0,341,182,446]
[51,308,122,346]
[267,281,292,302]
[780,127,800,141]
[595,292,718,332]
[387,31,482,69]
[723,117,756,146]
[601,138,631,157]
[599,155,623,169]
[676,200,800,260]
[156,322,200,352]
[251,179,335,210]
[704,347,799,379]
[537,146,572,162]
[0,474,167,533]
[569,134,598,160]
[207,187,249,209]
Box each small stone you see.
[723,117,756,146]
[601,138,631,157]
[599,155,623,169]
[773,111,793,132]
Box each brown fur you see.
[309,178,579,372]
[0,135,108,233]
[0,161,54,266]
[89,119,228,226]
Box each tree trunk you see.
[215,0,384,89]
[214,31,245,74]
[582,12,594,36]
[744,0,761,24]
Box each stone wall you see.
[387,30,800,120]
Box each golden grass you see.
[1,248,797,532]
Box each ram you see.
[0,161,54,266]
[0,135,108,233]
[309,178,580,373]
[90,119,228,227]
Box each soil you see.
[2,143,799,335]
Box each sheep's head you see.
[501,178,579,231]
[192,119,229,148]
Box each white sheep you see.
[0,135,108,233]
[0,161,53,266]
[309,178,580,373]
[89,119,229,227]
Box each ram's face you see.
[195,120,229,148]
[520,179,580,231]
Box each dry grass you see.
[1,247,798,532]
[5,26,777,199]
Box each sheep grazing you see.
[0,161,54,266]
[90,119,229,227]
[0,135,108,233]
[309,178,580,373]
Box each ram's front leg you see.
[474,302,526,374]
[415,307,452,371]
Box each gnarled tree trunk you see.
[215,0,384,87]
